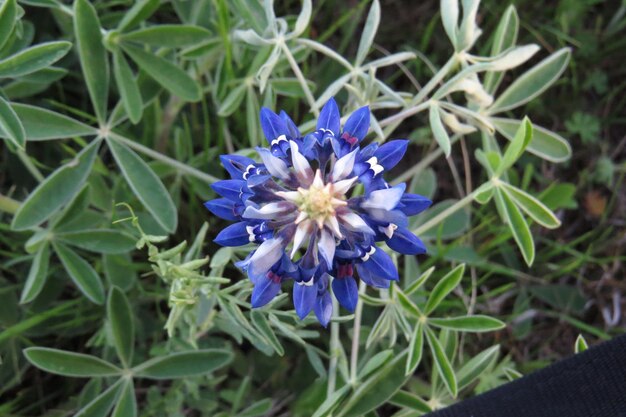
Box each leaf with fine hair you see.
[132,349,233,379]
[20,243,50,304]
[0,41,72,79]
[496,188,535,266]
[24,347,122,377]
[425,327,458,398]
[7,104,96,141]
[355,0,380,66]
[113,50,143,124]
[107,287,134,367]
[0,96,25,149]
[424,264,465,314]
[54,242,105,304]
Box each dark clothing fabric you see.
[427,334,626,417]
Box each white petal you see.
[333,177,358,195]
[362,185,405,211]
[257,148,290,180]
[311,169,324,188]
[339,212,374,234]
[331,149,358,181]
[291,221,311,258]
[275,190,300,203]
[366,157,384,176]
[290,141,313,185]
[249,238,284,276]
[325,215,343,238]
[243,202,288,219]
[318,230,336,268]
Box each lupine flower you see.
[205,98,431,326]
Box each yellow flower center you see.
[297,182,338,224]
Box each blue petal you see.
[280,110,301,138]
[356,263,391,288]
[260,108,289,143]
[332,276,358,312]
[204,198,238,221]
[293,280,317,319]
[375,140,408,170]
[314,290,333,327]
[316,98,340,136]
[364,247,399,281]
[214,222,250,247]
[251,276,281,308]
[399,194,432,216]
[211,180,247,202]
[342,106,370,143]
[219,154,256,179]
[387,227,427,255]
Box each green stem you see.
[412,54,458,104]
[349,280,367,384]
[280,42,319,117]
[0,194,20,214]
[412,187,481,236]
[110,133,220,184]
[327,293,340,397]
[17,150,44,182]
[0,300,81,344]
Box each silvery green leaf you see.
[457,345,500,389]
[488,48,571,114]
[487,44,540,71]
[484,5,519,93]
[233,29,271,46]
[497,116,532,174]
[500,183,561,229]
[440,108,477,134]
[490,117,571,162]
[458,0,481,51]
[364,52,416,70]
[0,97,25,149]
[496,188,535,266]
[218,83,247,116]
[355,0,380,66]
[0,0,17,51]
[575,334,589,353]
[433,62,490,99]
[440,0,459,48]
[440,101,495,134]
[425,327,458,398]
[255,45,281,92]
[292,0,311,37]
[263,0,277,35]
[429,102,451,156]
[20,243,50,304]
[297,38,352,69]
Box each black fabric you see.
[427,334,626,417]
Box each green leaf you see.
[483,5,518,94]
[474,182,495,205]
[251,310,284,356]
[74,0,109,123]
[111,379,137,417]
[490,117,571,163]
[488,48,571,114]
[54,242,105,304]
[121,43,201,102]
[24,347,121,377]
[103,254,136,291]
[355,0,380,66]
[425,264,465,314]
[239,398,273,417]
[0,96,25,149]
[132,349,233,379]
[75,379,125,417]
[107,137,177,233]
[498,116,532,174]
[11,139,101,230]
[311,384,351,417]
[428,315,505,332]
[405,266,435,296]
[57,229,136,254]
[405,321,424,375]
[413,199,470,239]
[429,102,451,156]
[218,83,247,117]
[389,390,431,413]
[0,41,72,78]
[359,349,393,379]
[108,287,134,367]
[113,50,143,124]
[496,188,535,266]
[440,0,459,47]
[425,327,457,398]
[0,0,17,51]
[500,183,561,229]
[20,243,51,304]
[121,25,211,47]
[337,351,409,417]
[395,287,421,318]
[575,334,588,353]
[457,345,500,389]
[117,0,160,32]
[7,104,96,141]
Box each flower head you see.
[205,98,432,326]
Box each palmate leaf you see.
[54,242,105,304]
[495,188,535,266]
[7,104,97,141]
[0,41,72,79]
[425,327,458,398]
[132,349,233,379]
[24,347,122,377]
[107,287,134,367]
[113,50,143,124]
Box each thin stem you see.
[412,188,481,236]
[379,101,431,128]
[412,54,458,104]
[17,150,44,182]
[280,42,319,117]
[349,280,367,384]
[327,293,341,398]
[0,194,20,214]
[110,133,220,184]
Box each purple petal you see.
[219,154,256,179]
[214,222,251,246]
[314,290,333,327]
[362,246,399,281]
[211,180,247,202]
[251,275,281,307]
[248,238,284,277]
[374,140,409,171]
[260,107,289,144]
[316,98,340,136]
[280,110,301,138]
[204,198,239,221]
[356,263,391,288]
[293,278,316,319]
[386,227,427,255]
[332,276,358,312]
[342,106,370,143]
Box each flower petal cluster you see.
[205,98,431,326]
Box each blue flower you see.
[206,98,432,326]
